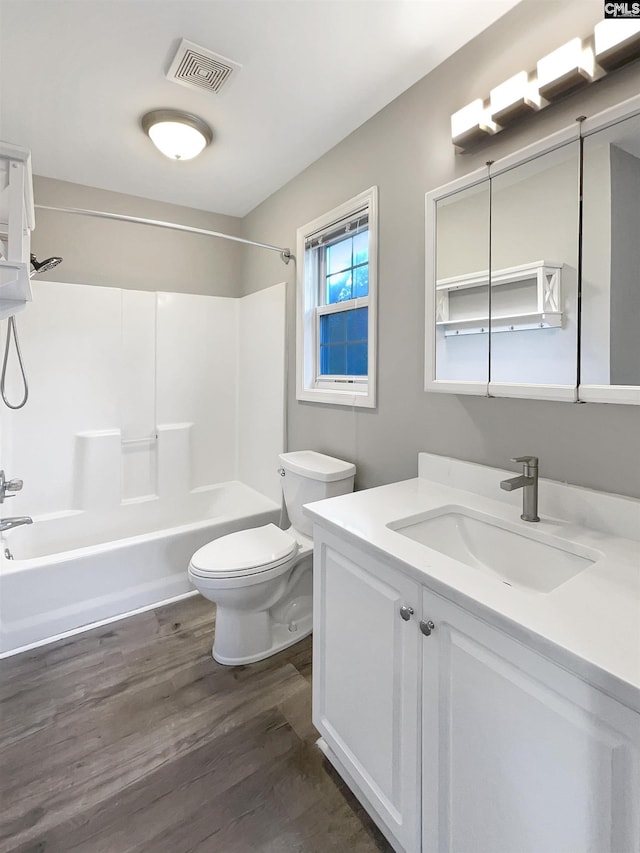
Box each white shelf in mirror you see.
[436,260,562,336]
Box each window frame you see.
[296,186,378,408]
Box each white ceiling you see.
[0,0,520,217]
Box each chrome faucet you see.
[0,516,32,533]
[500,456,540,522]
[0,470,23,503]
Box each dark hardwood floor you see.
[0,596,391,853]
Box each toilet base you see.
[195,550,314,666]
[212,605,312,666]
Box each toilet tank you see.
[279,450,356,537]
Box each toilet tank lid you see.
[279,450,356,482]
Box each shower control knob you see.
[420,620,436,637]
[399,605,414,621]
[0,471,23,503]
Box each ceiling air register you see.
[166,38,241,95]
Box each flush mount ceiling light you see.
[141,109,213,160]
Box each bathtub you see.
[0,481,280,657]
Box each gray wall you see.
[240,0,640,498]
[32,177,243,296]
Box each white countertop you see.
[304,453,640,712]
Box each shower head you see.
[30,253,63,275]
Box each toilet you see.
[188,450,356,665]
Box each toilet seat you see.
[189,523,298,579]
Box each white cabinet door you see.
[313,529,422,853]
[422,590,640,853]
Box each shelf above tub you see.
[0,142,35,320]
[0,262,32,320]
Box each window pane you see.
[320,308,368,376]
[353,231,368,265]
[327,237,352,275]
[347,306,368,341]
[326,271,353,304]
[320,343,346,375]
[353,264,369,298]
[320,311,346,345]
[346,342,368,375]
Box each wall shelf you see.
[0,141,35,320]
[436,260,563,336]
[0,262,32,320]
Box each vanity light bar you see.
[451,99,499,149]
[489,71,543,126]
[452,21,640,151]
[536,38,595,101]
[594,19,640,70]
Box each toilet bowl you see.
[188,450,356,665]
[189,523,313,664]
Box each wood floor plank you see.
[0,597,391,853]
[1,664,309,844]
[20,711,304,852]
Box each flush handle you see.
[420,619,436,637]
[399,605,414,621]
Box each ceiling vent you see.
[166,38,241,95]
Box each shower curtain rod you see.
[34,204,293,264]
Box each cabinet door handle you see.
[420,619,435,636]
[399,605,414,621]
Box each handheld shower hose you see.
[1,316,28,409]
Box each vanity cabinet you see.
[313,525,640,853]
[312,532,422,853]
[421,590,640,853]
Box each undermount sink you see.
[388,506,600,594]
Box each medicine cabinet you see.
[425,92,640,405]
[431,174,490,393]
[580,99,640,405]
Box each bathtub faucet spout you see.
[0,516,33,532]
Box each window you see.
[296,187,377,407]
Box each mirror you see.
[432,178,490,390]
[426,133,581,401]
[581,109,640,404]
[426,93,640,405]
[489,139,580,398]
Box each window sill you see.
[296,384,376,409]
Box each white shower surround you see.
[0,280,286,655]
